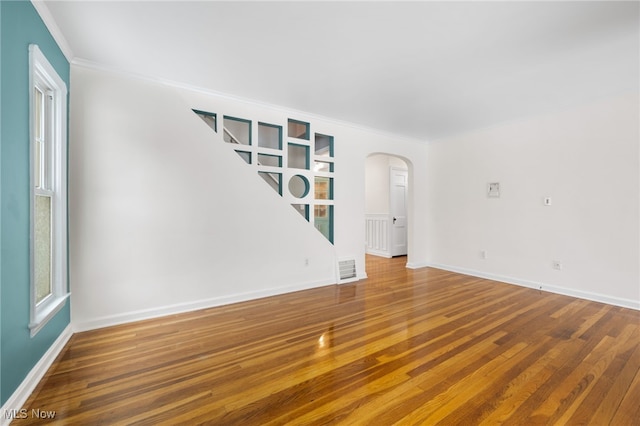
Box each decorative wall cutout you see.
[194,109,217,132]
[259,172,282,195]
[236,150,251,164]
[193,109,334,243]
[289,175,310,198]
[288,118,310,140]
[224,116,251,145]
[292,204,309,220]
[257,153,281,168]
[258,122,282,149]
[315,133,333,157]
[288,143,309,170]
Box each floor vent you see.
[338,259,357,282]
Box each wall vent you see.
[338,259,357,282]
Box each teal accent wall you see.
[0,0,70,406]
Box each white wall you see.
[69,65,429,330]
[426,93,640,308]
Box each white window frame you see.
[29,44,70,337]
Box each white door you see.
[390,167,408,256]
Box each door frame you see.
[364,153,413,262]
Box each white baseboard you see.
[406,261,429,269]
[365,249,391,258]
[338,272,368,284]
[72,278,337,332]
[428,263,640,311]
[1,325,73,426]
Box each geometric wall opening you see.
[288,118,309,140]
[224,116,251,145]
[257,153,281,168]
[288,143,309,170]
[194,109,335,244]
[259,171,282,195]
[289,174,310,198]
[235,150,251,164]
[259,122,282,149]
[314,205,333,243]
[315,133,333,157]
[314,176,333,200]
[292,204,309,220]
[193,109,217,132]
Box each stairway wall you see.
[68,64,430,330]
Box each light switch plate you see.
[488,182,500,198]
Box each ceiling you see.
[42,1,639,141]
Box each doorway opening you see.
[364,153,411,263]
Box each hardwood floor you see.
[17,255,640,425]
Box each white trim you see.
[333,273,367,285]
[28,293,70,337]
[30,1,74,62]
[367,250,392,259]
[0,325,73,426]
[406,261,429,270]
[73,278,336,332]
[428,263,640,311]
[29,44,70,337]
[71,58,427,146]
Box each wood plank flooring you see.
[16,255,640,425]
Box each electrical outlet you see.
[553,260,562,271]
[305,258,309,266]
[481,250,488,259]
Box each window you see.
[29,45,69,336]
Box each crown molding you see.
[70,58,428,146]
[31,1,74,63]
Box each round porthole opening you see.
[288,175,310,198]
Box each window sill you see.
[29,293,71,337]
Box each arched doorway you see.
[364,153,411,259]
